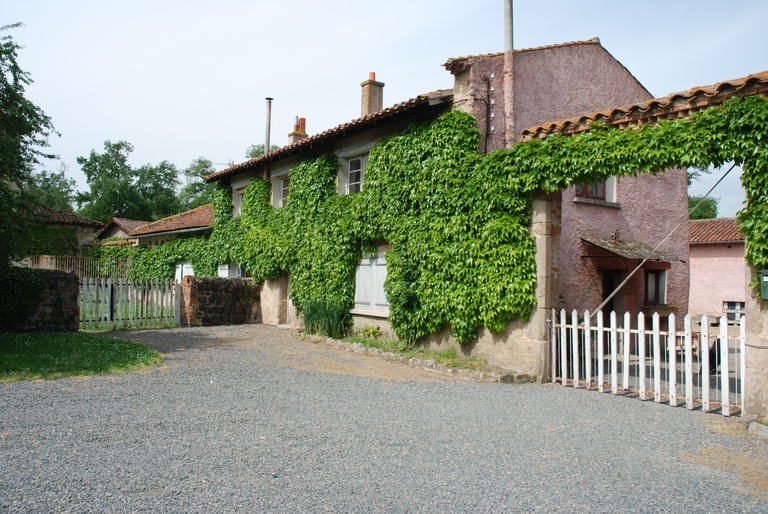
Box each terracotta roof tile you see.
[32,204,103,228]
[522,71,768,140]
[442,37,602,71]
[205,90,454,183]
[130,203,214,236]
[690,218,744,244]
[95,217,149,238]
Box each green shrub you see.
[303,301,351,339]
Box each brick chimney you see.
[288,116,307,144]
[361,72,384,117]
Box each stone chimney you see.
[361,72,384,117]
[288,116,307,144]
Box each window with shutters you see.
[352,252,389,316]
[175,261,194,282]
[217,263,243,278]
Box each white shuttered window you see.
[353,252,389,315]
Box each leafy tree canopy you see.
[245,144,279,159]
[0,23,57,264]
[688,195,719,220]
[23,163,76,213]
[178,157,216,210]
[76,140,179,222]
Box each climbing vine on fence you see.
[87,94,768,342]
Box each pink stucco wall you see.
[451,40,652,150]
[558,169,690,318]
[688,242,746,317]
[512,42,651,141]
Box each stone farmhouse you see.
[204,38,692,377]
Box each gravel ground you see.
[1,324,767,513]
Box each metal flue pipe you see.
[504,0,513,51]
[265,97,273,156]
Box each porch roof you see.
[582,237,685,262]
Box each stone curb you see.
[304,334,536,385]
[744,416,768,440]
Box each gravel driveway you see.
[2,324,767,512]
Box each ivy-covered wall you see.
[87,95,768,345]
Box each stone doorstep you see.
[301,333,535,385]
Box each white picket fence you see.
[550,309,745,416]
[80,278,181,330]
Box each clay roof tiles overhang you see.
[689,217,744,244]
[130,203,214,237]
[521,71,768,140]
[205,90,454,183]
[31,204,103,228]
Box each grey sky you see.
[6,0,767,217]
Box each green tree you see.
[178,157,217,210]
[24,163,76,212]
[245,144,279,159]
[76,140,179,222]
[136,160,180,219]
[0,23,57,264]
[688,195,719,220]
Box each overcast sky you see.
[6,0,767,217]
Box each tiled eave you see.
[521,71,768,140]
[205,90,454,183]
[689,218,744,244]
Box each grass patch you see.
[303,302,351,339]
[0,331,162,382]
[342,335,487,371]
[758,416,768,427]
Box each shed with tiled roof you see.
[130,203,214,247]
[690,218,744,244]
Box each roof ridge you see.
[442,37,602,67]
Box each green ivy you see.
[85,95,768,343]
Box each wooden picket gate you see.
[80,278,180,330]
[550,309,745,416]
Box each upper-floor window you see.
[273,176,290,207]
[575,176,617,203]
[339,154,368,195]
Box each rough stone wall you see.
[22,269,79,332]
[180,276,261,326]
[745,266,768,417]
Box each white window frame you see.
[337,154,368,195]
[272,176,290,208]
[351,251,389,316]
[575,176,617,203]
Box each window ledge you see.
[573,197,621,209]
[350,309,390,319]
